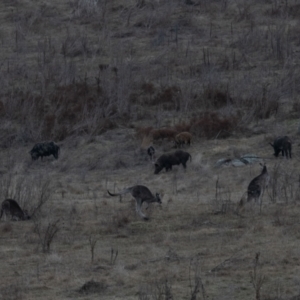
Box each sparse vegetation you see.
[34,219,60,253]
[88,234,98,263]
[0,0,300,299]
[250,252,266,300]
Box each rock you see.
[216,154,261,167]
[240,154,261,164]
[231,159,247,167]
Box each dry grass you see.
[1,128,300,299]
[1,0,300,299]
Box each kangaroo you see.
[247,163,270,205]
[0,199,30,221]
[107,185,162,220]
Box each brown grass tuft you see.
[173,122,191,133]
[190,112,238,139]
[203,86,232,109]
[149,128,178,141]
[141,82,156,95]
[136,126,154,139]
[0,223,13,233]
[148,86,181,110]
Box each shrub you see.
[190,112,237,139]
[136,126,154,139]
[141,82,155,95]
[136,123,191,145]
[173,122,191,133]
[147,86,181,110]
[1,80,120,142]
[149,128,178,141]
[203,86,232,109]
[33,219,60,253]
[242,97,278,120]
[78,280,107,295]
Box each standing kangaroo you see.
[107,185,162,220]
[247,163,270,205]
[0,199,30,221]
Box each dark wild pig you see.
[29,141,60,161]
[270,136,292,159]
[154,150,191,174]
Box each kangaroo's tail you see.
[107,188,131,202]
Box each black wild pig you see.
[29,141,60,161]
[154,150,191,174]
[270,136,292,159]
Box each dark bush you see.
[203,86,232,109]
[173,122,191,133]
[147,86,181,110]
[242,97,278,119]
[150,128,178,141]
[136,126,154,139]
[190,112,237,139]
[78,280,107,294]
[2,81,119,142]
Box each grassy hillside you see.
[1,1,300,299]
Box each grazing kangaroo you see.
[0,199,30,221]
[247,163,270,205]
[107,185,162,220]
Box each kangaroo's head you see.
[259,162,267,174]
